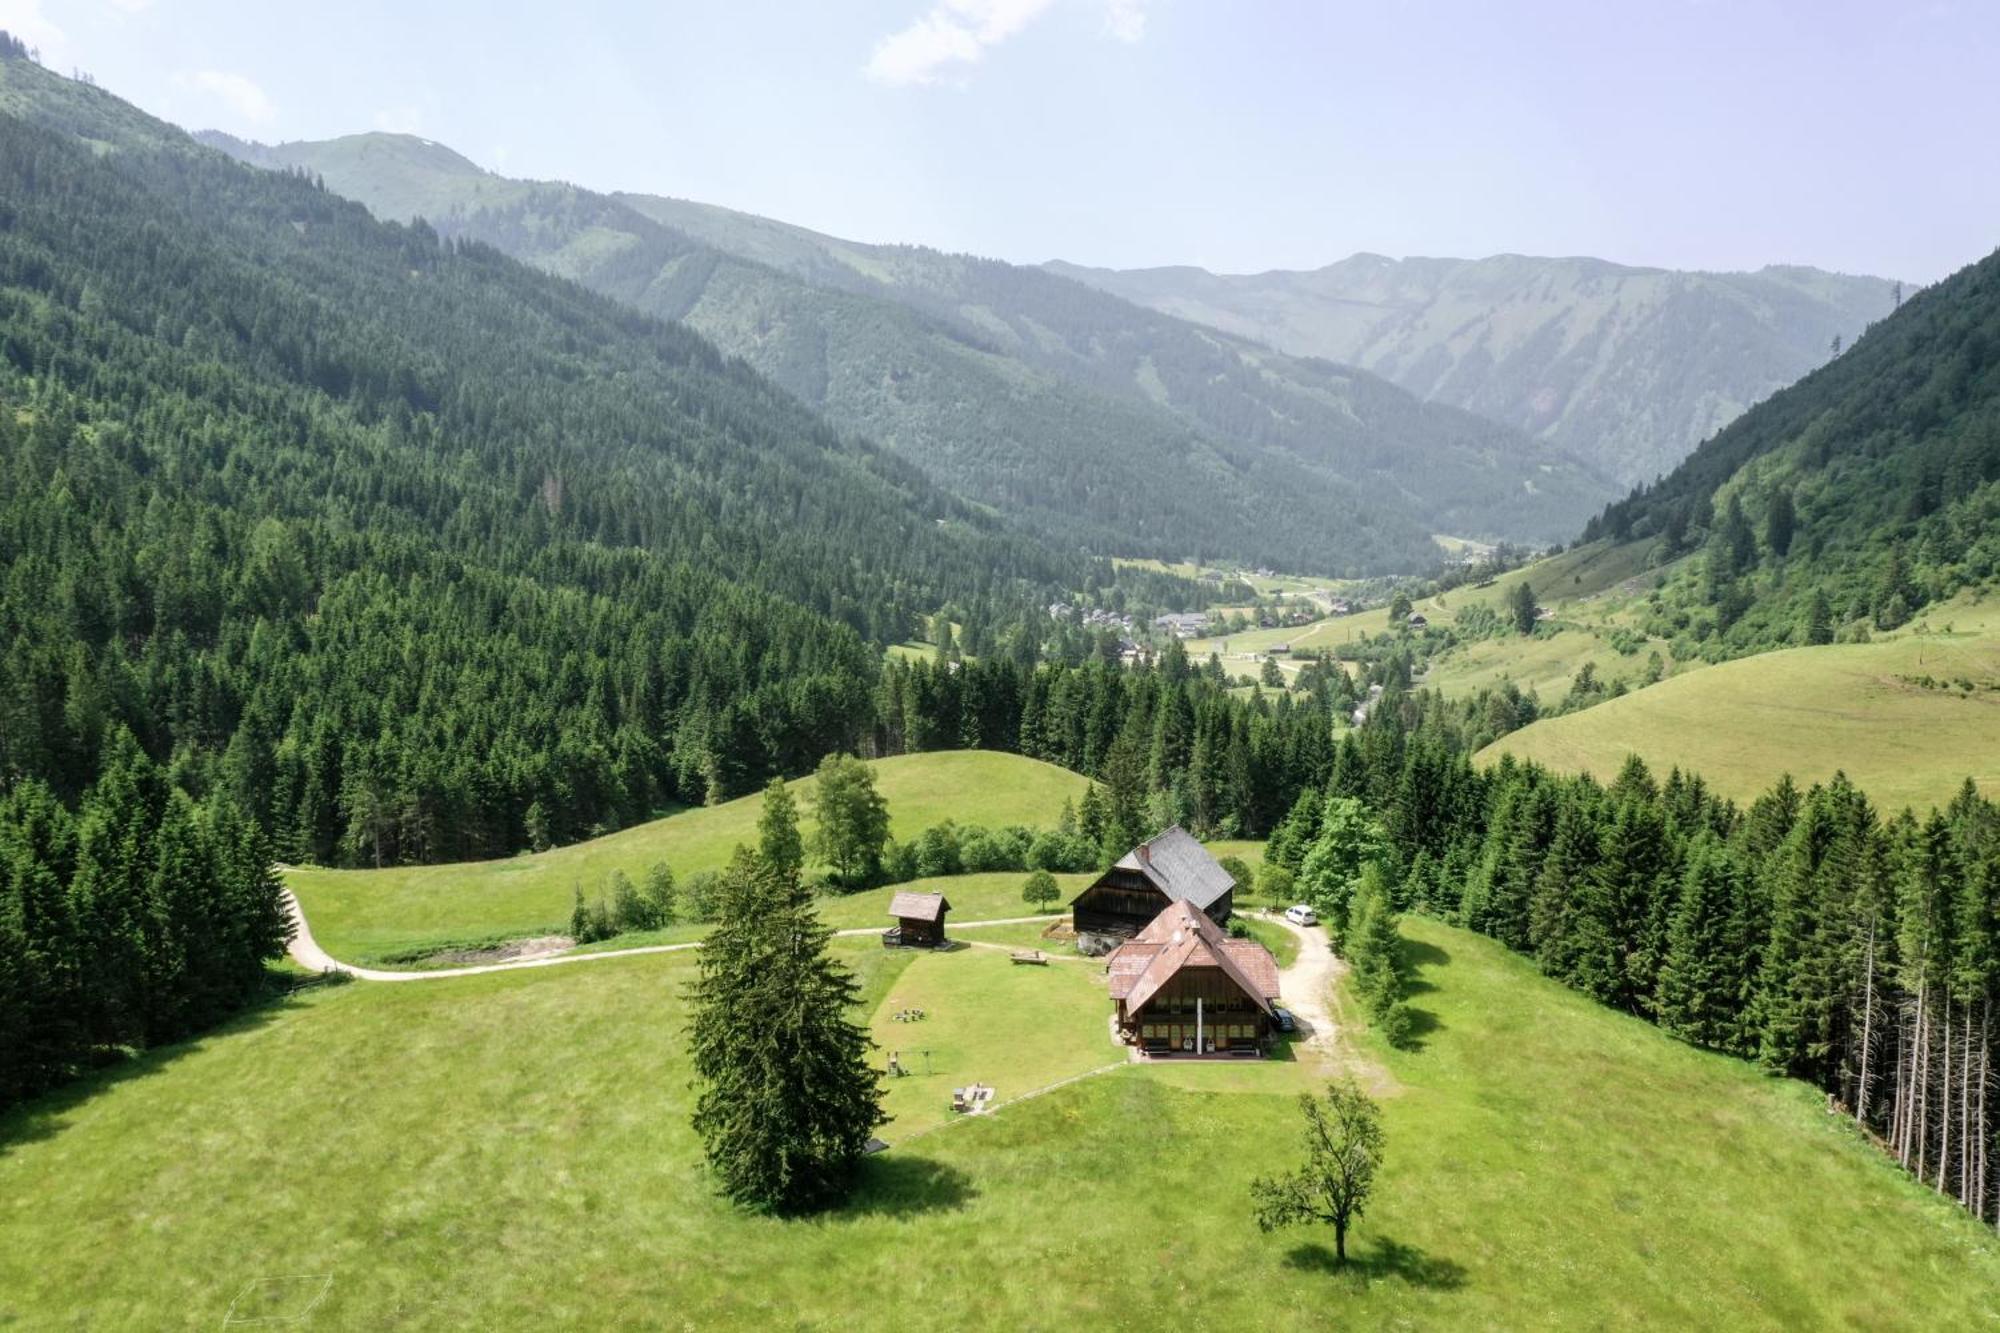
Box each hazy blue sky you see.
[7,0,1995,281]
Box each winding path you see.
[282,891,1064,983]
[1252,910,1342,1052]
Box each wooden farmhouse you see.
[1105,900,1280,1056]
[1070,825,1235,952]
[884,890,950,948]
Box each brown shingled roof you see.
[886,890,949,922]
[1105,899,1278,1015]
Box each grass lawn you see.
[288,751,1088,963]
[1482,605,2000,811]
[6,912,1996,1327]
[870,947,1116,1138]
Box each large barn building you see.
[1069,826,1235,953]
[1105,900,1280,1056]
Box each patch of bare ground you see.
[424,935,574,966]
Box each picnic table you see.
[1009,949,1047,965]
[951,1083,996,1114]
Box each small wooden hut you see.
[884,890,951,948]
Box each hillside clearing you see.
[286,751,1087,964]
[1481,609,2000,810]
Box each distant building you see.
[1406,613,1429,629]
[1070,826,1236,952]
[1104,899,1280,1056]
[1152,612,1211,638]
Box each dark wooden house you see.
[1105,900,1280,1055]
[1070,825,1235,950]
[884,890,950,948]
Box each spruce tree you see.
[686,847,885,1213]
[1659,835,1743,1050]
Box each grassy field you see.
[1483,603,2000,811]
[6,909,1996,1327]
[289,752,1088,964]
[1185,540,1680,705]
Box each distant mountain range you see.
[198,131,1617,573]
[1046,253,1903,487]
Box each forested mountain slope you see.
[1576,246,2000,655]
[0,53,1078,869]
[1049,252,1901,486]
[200,131,1618,570]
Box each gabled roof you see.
[887,890,949,922]
[1109,825,1235,910]
[1105,900,1278,1016]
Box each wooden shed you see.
[885,889,951,948]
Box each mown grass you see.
[1482,608,2000,810]
[6,910,1995,1327]
[869,947,1115,1137]
[288,751,1088,963]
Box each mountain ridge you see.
[1046,250,1903,486]
[197,129,1619,573]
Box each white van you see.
[1284,903,1318,927]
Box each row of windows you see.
[1141,1023,1258,1040]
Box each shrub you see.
[680,869,725,924]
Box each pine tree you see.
[1346,865,1413,1046]
[686,848,885,1213]
[1659,835,1745,1050]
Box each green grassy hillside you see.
[287,751,1089,963]
[1192,541,1683,705]
[4,917,1994,1327]
[1481,596,2000,809]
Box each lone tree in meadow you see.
[686,787,885,1213]
[808,753,891,888]
[1251,1078,1385,1264]
[1021,868,1061,910]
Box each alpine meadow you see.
[4,7,2000,1330]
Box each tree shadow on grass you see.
[0,984,308,1160]
[841,1154,979,1218]
[1285,1236,1468,1290]
[1400,938,1450,996]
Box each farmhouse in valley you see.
[1105,899,1280,1055]
[1070,825,1235,952]
[884,890,950,948]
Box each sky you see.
[4,0,1996,282]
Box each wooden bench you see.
[1009,949,1047,965]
